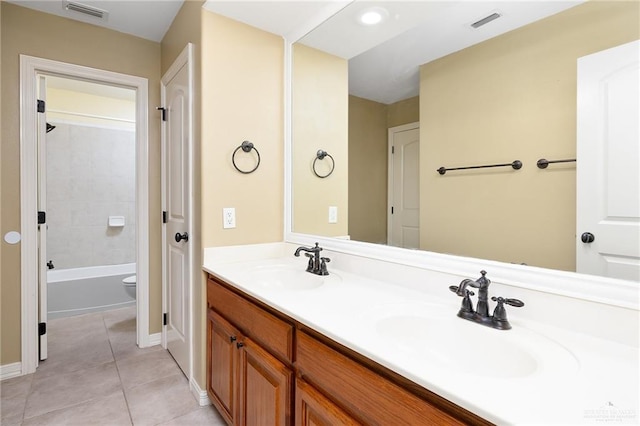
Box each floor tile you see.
[126,373,198,426]
[109,330,163,361]
[0,374,33,426]
[21,391,132,426]
[24,361,121,420]
[35,331,114,379]
[158,405,226,426]
[116,349,182,390]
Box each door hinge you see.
[157,107,167,121]
[38,211,46,224]
[163,313,167,326]
[37,100,45,113]
[391,206,394,214]
[162,211,167,224]
[39,322,47,336]
[391,146,395,154]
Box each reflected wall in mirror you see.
[292,43,349,237]
[292,0,640,280]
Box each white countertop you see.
[203,243,639,425]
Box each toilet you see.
[122,275,136,299]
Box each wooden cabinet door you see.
[207,309,241,425]
[295,379,360,426]
[238,336,292,426]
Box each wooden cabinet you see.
[206,274,490,426]
[295,378,359,426]
[238,336,292,425]
[207,277,293,426]
[207,309,239,424]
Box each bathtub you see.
[47,263,136,319]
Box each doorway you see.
[20,55,151,374]
[387,122,420,249]
[43,75,138,326]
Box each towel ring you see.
[232,141,260,174]
[313,150,335,178]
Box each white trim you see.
[0,362,23,381]
[387,122,419,246]
[147,332,162,347]
[19,55,151,374]
[160,44,195,383]
[283,38,293,240]
[47,263,136,282]
[190,378,212,406]
[47,109,135,123]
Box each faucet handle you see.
[319,257,330,275]
[491,296,524,307]
[490,296,524,330]
[449,285,474,296]
[304,253,314,272]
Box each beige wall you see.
[201,11,283,247]
[387,96,419,129]
[348,96,388,244]
[47,87,136,130]
[292,44,348,237]
[0,2,162,365]
[348,95,419,243]
[419,0,639,271]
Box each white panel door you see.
[37,75,48,361]
[162,50,192,376]
[577,40,640,281]
[388,124,420,249]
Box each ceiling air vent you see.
[64,1,108,20]
[471,12,501,29]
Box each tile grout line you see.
[22,311,121,422]
[104,311,136,426]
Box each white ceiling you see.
[6,0,184,42]
[203,1,585,104]
[10,0,587,104]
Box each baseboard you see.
[190,378,211,406]
[148,332,162,346]
[0,362,22,381]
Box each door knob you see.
[175,232,189,243]
[581,232,595,243]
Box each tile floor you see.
[0,306,226,426]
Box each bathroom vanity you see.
[203,243,639,425]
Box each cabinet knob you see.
[236,342,244,349]
[230,336,236,343]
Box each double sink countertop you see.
[203,243,639,425]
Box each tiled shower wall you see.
[46,122,136,269]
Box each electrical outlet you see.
[223,208,236,229]
[328,206,338,224]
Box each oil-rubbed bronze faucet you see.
[449,270,524,330]
[294,243,329,276]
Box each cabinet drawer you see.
[296,331,466,425]
[207,276,294,363]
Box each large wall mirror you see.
[290,0,639,282]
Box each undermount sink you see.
[364,302,579,380]
[240,264,340,291]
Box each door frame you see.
[160,44,194,381]
[19,55,151,374]
[387,122,420,246]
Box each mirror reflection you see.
[292,0,640,280]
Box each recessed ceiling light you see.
[358,7,388,26]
